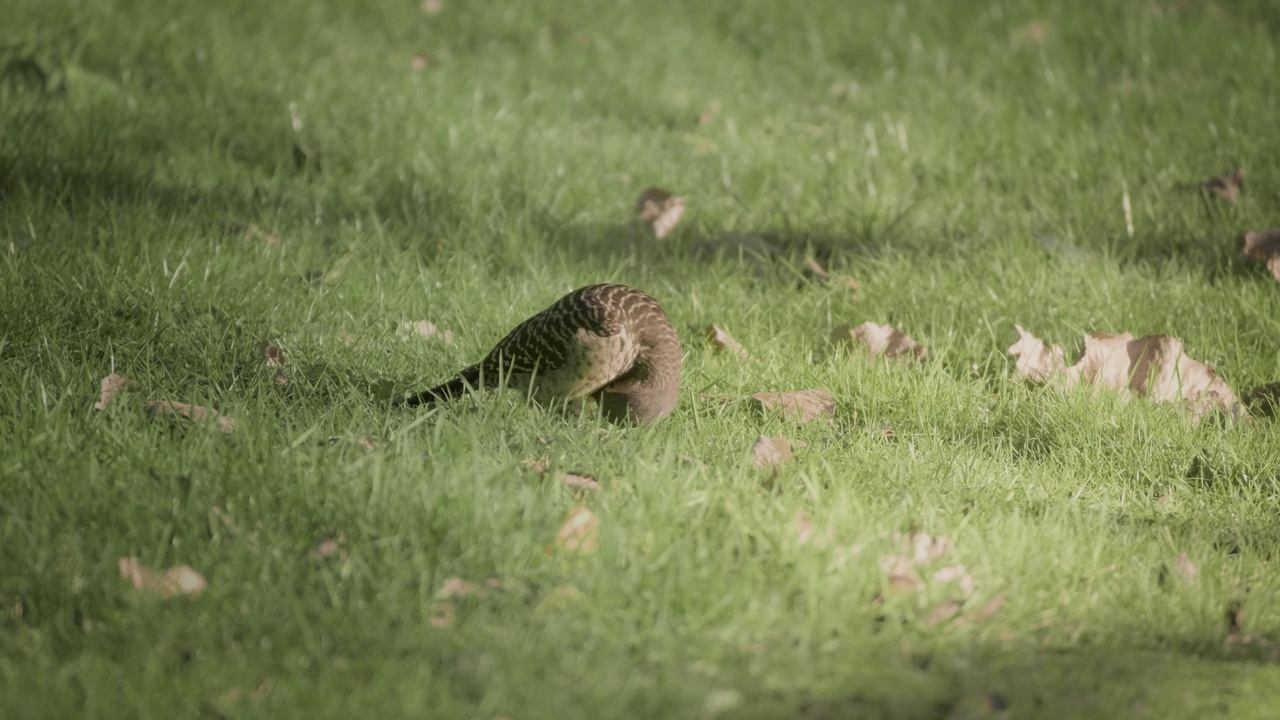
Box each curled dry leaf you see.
[925,600,964,626]
[145,400,235,433]
[1201,169,1244,204]
[752,389,835,424]
[555,505,599,554]
[635,187,685,239]
[752,435,794,467]
[402,321,455,344]
[118,557,207,597]
[563,472,601,490]
[705,325,749,360]
[259,342,285,367]
[1242,230,1280,281]
[1174,553,1199,582]
[1007,325,1066,382]
[954,590,1006,627]
[832,321,928,362]
[94,374,140,410]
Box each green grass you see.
[3,0,1280,717]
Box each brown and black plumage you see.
[399,284,681,423]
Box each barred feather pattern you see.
[401,284,682,423]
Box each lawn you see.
[3,0,1280,718]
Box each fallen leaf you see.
[881,557,924,594]
[705,325,749,360]
[844,277,862,292]
[145,400,235,433]
[1244,382,1280,419]
[898,530,951,564]
[1200,169,1244,204]
[954,590,1006,627]
[1243,230,1280,281]
[440,577,480,599]
[925,600,964,626]
[563,472,601,490]
[421,0,443,13]
[118,557,207,597]
[933,564,976,596]
[411,53,429,71]
[555,505,599,554]
[401,320,455,344]
[803,257,830,282]
[1064,332,1241,421]
[1007,325,1067,382]
[310,539,342,559]
[1174,554,1199,582]
[94,374,139,410]
[792,510,816,546]
[429,601,455,628]
[242,224,281,247]
[635,187,685,239]
[259,342,286,367]
[752,435,794,467]
[831,321,928,361]
[752,389,836,424]
[357,437,376,452]
[1014,20,1049,44]
[272,371,290,386]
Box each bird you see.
[398,284,682,423]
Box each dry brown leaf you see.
[94,374,139,410]
[242,224,281,247]
[440,577,480,599]
[145,400,235,433]
[635,187,685,239]
[898,530,951,564]
[1174,553,1199,582]
[1065,332,1240,421]
[1007,325,1066,382]
[259,342,286,367]
[555,505,599,554]
[831,321,928,362]
[402,320,455,344]
[411,53,429,71]
[429,601,455,628]
[803,257,830,282]
[420,0,443,13]
[1201,169,1244,204]
[844,277,862,293]
[925,600,964,626]
[933,564,976,596]
[705,325,749,360]
[880,556,925,594]
[309,539,342,560]
[1243,230,1280,281]
[954,590,1006,627]
[118,557,207,597]
[752,435,793,467]
[563,472,601,490]
[752,389,836,424]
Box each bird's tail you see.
[398,364,482,407]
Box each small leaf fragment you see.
[439,577,480,599]
[145,400,235,433]
[1200,169,1244,204]
[752,435,794,467]
[803,257,830,282]
[954,590,1006,627]
[563,472,601,490]
[94,374,140,410]
[1007,325,1066,382]
[118,557,207,597]
[925,600,964,626]
[933,564,976,596]
[832,321,928,361]
[752,389,836,424]
[259,342,286,367]
[634,187,685,239]
[705,324,749,360]
[555,505,599,554]
[1174,553,1199,582]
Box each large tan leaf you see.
[751,389,835,423]
[1065,333,1240,421]
[831,321,927,361]
[635,187,685,239]
[705,325,750,360]
[94,374,140,410]
[1243,230,1280,281]
[752,435,793,467]
[1007,325,1066,382]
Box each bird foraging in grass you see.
[399,284,681,423]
